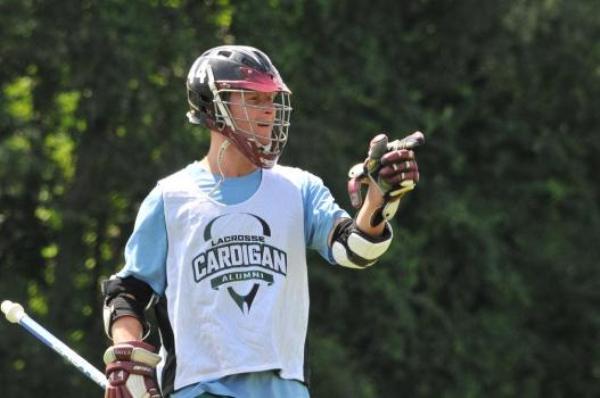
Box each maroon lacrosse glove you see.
[373,133,421,196]
[103,341,162,398]
[348,132,424,225]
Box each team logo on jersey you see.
[192,213,288,313]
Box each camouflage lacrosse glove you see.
[104,340,162,398]
[347,131,424,226]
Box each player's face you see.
[228,91,276,143]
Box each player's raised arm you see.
[330,132,424,269]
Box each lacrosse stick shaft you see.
[1,300,107,389]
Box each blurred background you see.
[1,0,599,396]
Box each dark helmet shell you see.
[186,46,292,168]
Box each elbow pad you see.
[101,276,157,340]
[331,218,393,269]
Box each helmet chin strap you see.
[261,136,274,152]
[207,139,231,198]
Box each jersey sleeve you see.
[301,171,350,263]
[116,185,168,295]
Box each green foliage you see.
[1,0,599,396]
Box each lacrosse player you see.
[101,45,421,398]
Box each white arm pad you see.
[331,219,393,270]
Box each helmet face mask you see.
[186,46,292,168]
[215,88,291,168]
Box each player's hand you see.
[366,133,420,201]
[104,341,162,398]
[347,132,424,225]
[348,131,424,207]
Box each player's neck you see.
[203,135,258,177]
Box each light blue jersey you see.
[118,162,349,398]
